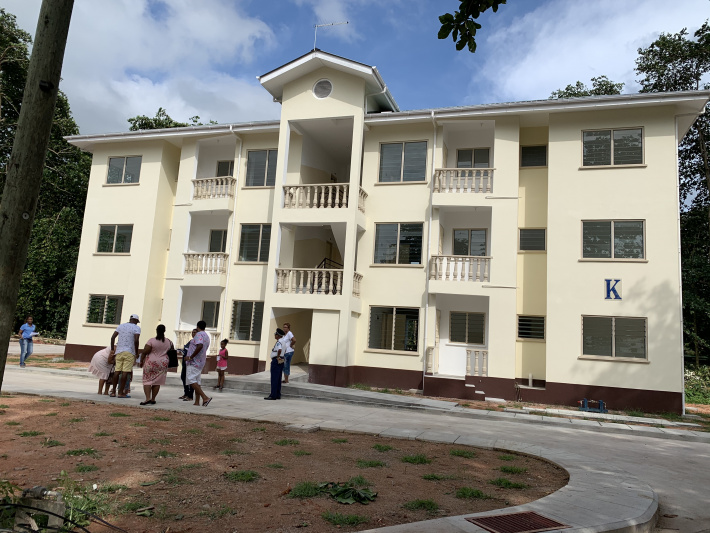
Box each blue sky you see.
[5,0,709,134]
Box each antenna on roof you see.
[313,21,349,51]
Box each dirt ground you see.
[0,394,568,532]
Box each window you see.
[313,79,333,98]
[582,220,644,259]
[209,229,228,253]
[582,316,646,359]
[231,301,264,341]
[245,150,277,186]
[107,156,141,184]
[201,301,220,329]
[379,141,427,182]
[453,229,487,256]
[450,312,485,344]
[238,224,271,262]
[97,225,133,253]
[216,160,234,177]
[87,295,123,325]
[368,307,419,352]
[457,148,490,168]
[521,146,547,167]
[374,223,423,264]
[519,229,546,251]
[518,316,545,340]
[582,128,642,166]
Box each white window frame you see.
[106,155,142,184]
[201,300,220,330]
[244,149,278,187]
[367,306,420,354]
[230,301,264,342]
[581,220,645,261]
[456,147,491,169]
[216,160,235,177]
[209,229,228,253]
[452,228,488,256]
[86,294,123,325]
[373,222,424,265]
[449,311,486,345]
[581,127,644,167]
[581,315,648,361]
[237,224,271,263]
[96,224,133,254]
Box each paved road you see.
[2,368,708,532]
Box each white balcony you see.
[357,188,367,213]
[184,253,228,275]
[433,168,494,194]
[429,255,491,282]
[283,184,349,209]
[276,268,344,295]
[352,272,363,297]
[175,330,221,355]
[192,176,236,200]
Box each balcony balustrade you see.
[192,177,236,200]
[433,168,494,194]
[429,255,491,282]
[352,272,363,297]
[358,188,368,213]
[283,184,349,209]
[466,348,488,377]
[184,252,228,275]
[276,268,344,295]
[175,330,221,355]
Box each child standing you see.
[215,339,229,392]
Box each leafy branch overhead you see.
[127,107,216,131]
[438,0,506,53]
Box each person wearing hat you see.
[109,313,141,398]
[265,328,286,400]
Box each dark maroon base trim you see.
[65,344,104,362]
[308,364,423,390]
[226,356,264,375]
[514,377,547,388]
[428,375,683,414]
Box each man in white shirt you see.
[281,322,296,384]
[110,314,141,398]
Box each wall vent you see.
[313,79,333,99]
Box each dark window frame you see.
[517,315,545,340]
[582,220,645,260]
[582,315,647,359]
[582,128,644,167]
[519,228,546,252]
[245,149,278,187]
[106,156,142,184]
[373,223,423,265]
[378,141,428,183]
[449,311,486,345]
[216,160,235,177]
[97,224,133,254]
[368,306,420,353]
[238,224,271,262]
[201,300,220,329]
[86,294,124,325]
[521,145,547,167]
[230,301,264,342]
[452,228,488,256]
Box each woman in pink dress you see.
[139,324,172,405]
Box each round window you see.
[313,79,333,99]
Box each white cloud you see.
[292,0,370,44]
[471,0,710,103]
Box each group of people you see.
[88,315,219,407]
[87,315,298,405]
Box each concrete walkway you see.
[3,366,709,532]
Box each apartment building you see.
[64,50,710,413]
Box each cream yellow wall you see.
[546,106,682,392]
[267,310,313,364]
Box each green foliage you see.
[422,473,456,481]
[293,450,311,457]
[450,449,476,459]
[456,487,490,499]
[549,76,624,99]
[56,471,111,528]
[350,383,371,391]
[41,438,64,447]
[109,412,130,418]
[66,448,99,457]
[153,416,170,421]
[131,422,146,427]
[229,437,245,443]
[498,454,515,461]
[69,418,85,423]
[321,511,368,526]
[347,475,371,487]
[149,438,171,445]
[185,428,203,435]
[5,421,19,426]
[403,499,439,514]
[438,1,506,53]
[155,450,176,458]
[401,454,431,464]
[318,482,378,505]
[686,365,710,403]
[275,438,299,446]
[75,464,98,473]
[357,459,385,468]
[331,438,348,444]
[372,444,393,452]
[0,479,20,530]
[127,107,215,131]
[18,430,43,437]
[500,466,527,474]
[206,423,223,429]
[266,463,284,469]
[251,427,266,432]
[289,481,322,499]
[94,431,111,437]
[489,477,527,489]
[224,470,259,482]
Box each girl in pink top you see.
[215,339,228,392]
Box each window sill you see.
[518,250,546,254]
[578,355,649,364]
[374,181,428,186]
[578,164,647,170]
[103,182,140,187]
[235,261,268,265]
[445,343,487,348]
[231,340,260,345]
[83,323,118,329]
[93,253,131,257]
[578,258,647,263]
[370,263,424,268]
[516,338,545,343]
[242,186,275,190]
[364,348,420,357]
[520,166,547,169]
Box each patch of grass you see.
[498,454,516,461]
[380,387,392,394]
[275,438,299,446]
[66,448,99,457]
[347,475,371,487]
[18,431,43,437]
[41,438,64,448]
[206,423,223,429]
[69,418,85,423]
[163,463,203,485]
[5,421,20,426]
[626,409,646,418]
[460,402,470,407]
[108,412,130,418]
[94,431,112,437]
[357,459,385,468]
[201,504,236,520]
[489,477,527,489]
[500,466,527,474]
[56,471,112,525]
[37,399,55,403]
[155,450,176,458]
[350,383,372,391]
[60,402,71,407]
[401,454,431,465]
[289,481,322,499]
[322,511,368,527]
[149,438,171,445]
[372,444,393,452]
[75,465,99,473]
[293,450,312,457]
[331,438,348,444]
[119,499,150,514]
[45,412,58,417]
[99,483,127,493]
[456,487,491,499]
[0,404,9,409]
[152,416,170,421]
[403,499,439,514]
[224,470,259,483]
[131,422,146,427]
[220,450,244,457]
[422,473,456,481]
[450,449,476,459]
[251,427,266,432]
[185,428,203,435]
[228,437,245,443]
[658,412,684,422]
[266,463,284,469]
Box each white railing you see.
[352,272,363,297]
[276,268,343,295]
[429,255,491,282]
[283,184,349,209]
[426,346,434,374]
[433,168,494,193]
[184,253,228,275]
[358,187,368,213]
[466,349,488,377]
[192,177,236,199]
[175,330,221,355]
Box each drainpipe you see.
[422,110,437,390]
[219,126,243,343]
[674,114,685,415]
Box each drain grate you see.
[466,511,569,533]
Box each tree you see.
[549,76,624,99]
[128,107,216,131]
[438,0,506,53]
